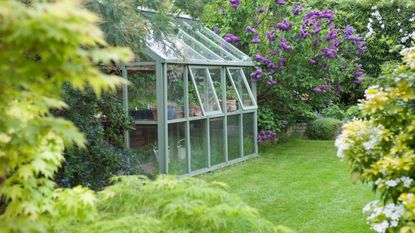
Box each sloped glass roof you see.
[144,13,252,66]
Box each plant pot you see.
[227,100,237,112]
[243,99,252,106]
[168,105,177,120]
[189,106,195,117]
[175,106,184,118]
[151,107,157,120]
[194,105,202,116]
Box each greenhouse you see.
[122,12,258,175]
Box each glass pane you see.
[226,74,240,113]
[127,66,156,121]
[168,123,187,175]
[177,30,222,61]
[178,23,236,61]
[129,124,158,174]
[228,68,256,108]
[210,117,225,165]
[188,75,202,117]
[199,27,251,61]
[209,67,223,105]
[227,115,241,160]
[190,67,221,114]
[147,36,205,60]
[190,120,208,171]
[167,65,185,120]
[243,113,255,156]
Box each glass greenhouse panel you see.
[147,36,205,60]
[167,65,185,120]
[210,117,225,165]
[190,120,208,171]
[227,115,241,160]
[168,123,187,175]
[243,113,255,156]
[208,67,223,107]
[189,67,222,115]
[226,74,240,113]
[127,66,156,121]
[199,27,251,61]
[227,68,257,110]
[177,30,223,61]
[129,124,158,174]
[178,22,238,61]
[188,74,202,117]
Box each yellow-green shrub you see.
[336,45,415,233]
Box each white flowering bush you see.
[336,44,415,233]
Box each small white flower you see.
[400,177,413,187]
[372,221,389,233]
[397,8,401,12]
[385,180,398,187]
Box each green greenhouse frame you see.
[122,11,258,176]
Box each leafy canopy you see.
[0,0,131,231]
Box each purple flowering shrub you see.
[203,0,366,135]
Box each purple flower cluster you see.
[353,64,365,84]
[279,37,292,51]
[229,0,240,9]
[255,54,272,65]
[251,69,263,82]
[343,25,367,55]
[258,130,277,143]
[275,0,286,5]
[281,120,289,126]
[224,33,240,45]
[266,32,276,42]
[313,85,329,94]
[257,7,266,13]
[292,3,304,16]
[277,19,293,31]
[267,79,277,85]
[300,10,335,39]
[213,27,221,35]
[321,46,336,59]
[246,25,259,35]
[278,56,286,71]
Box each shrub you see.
[53,176,292,233]
[306,0,415,78]
[0,0,131,231]
[335,46,415,232]
[55,86,142,190]
[344,105,361,120]
[306,118,342,140]
[321,104,346,119]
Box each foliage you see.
[344,105,361,120]
[85,0,213,57]
[55,86,141,190]
[306,118,342,140]
[0,0,131,231]
[203,139,375,233]
[321,104,346,120]
[203,0,366,133]
[306,0,415,79]
[52,175,292,233]
[335,45,415,233]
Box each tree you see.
[0,0,131,231]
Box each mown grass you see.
[202,138,375,233]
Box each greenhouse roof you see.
[140,9,253,66]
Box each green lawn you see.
[202,139,375,233]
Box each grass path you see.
[202,139,375,233]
